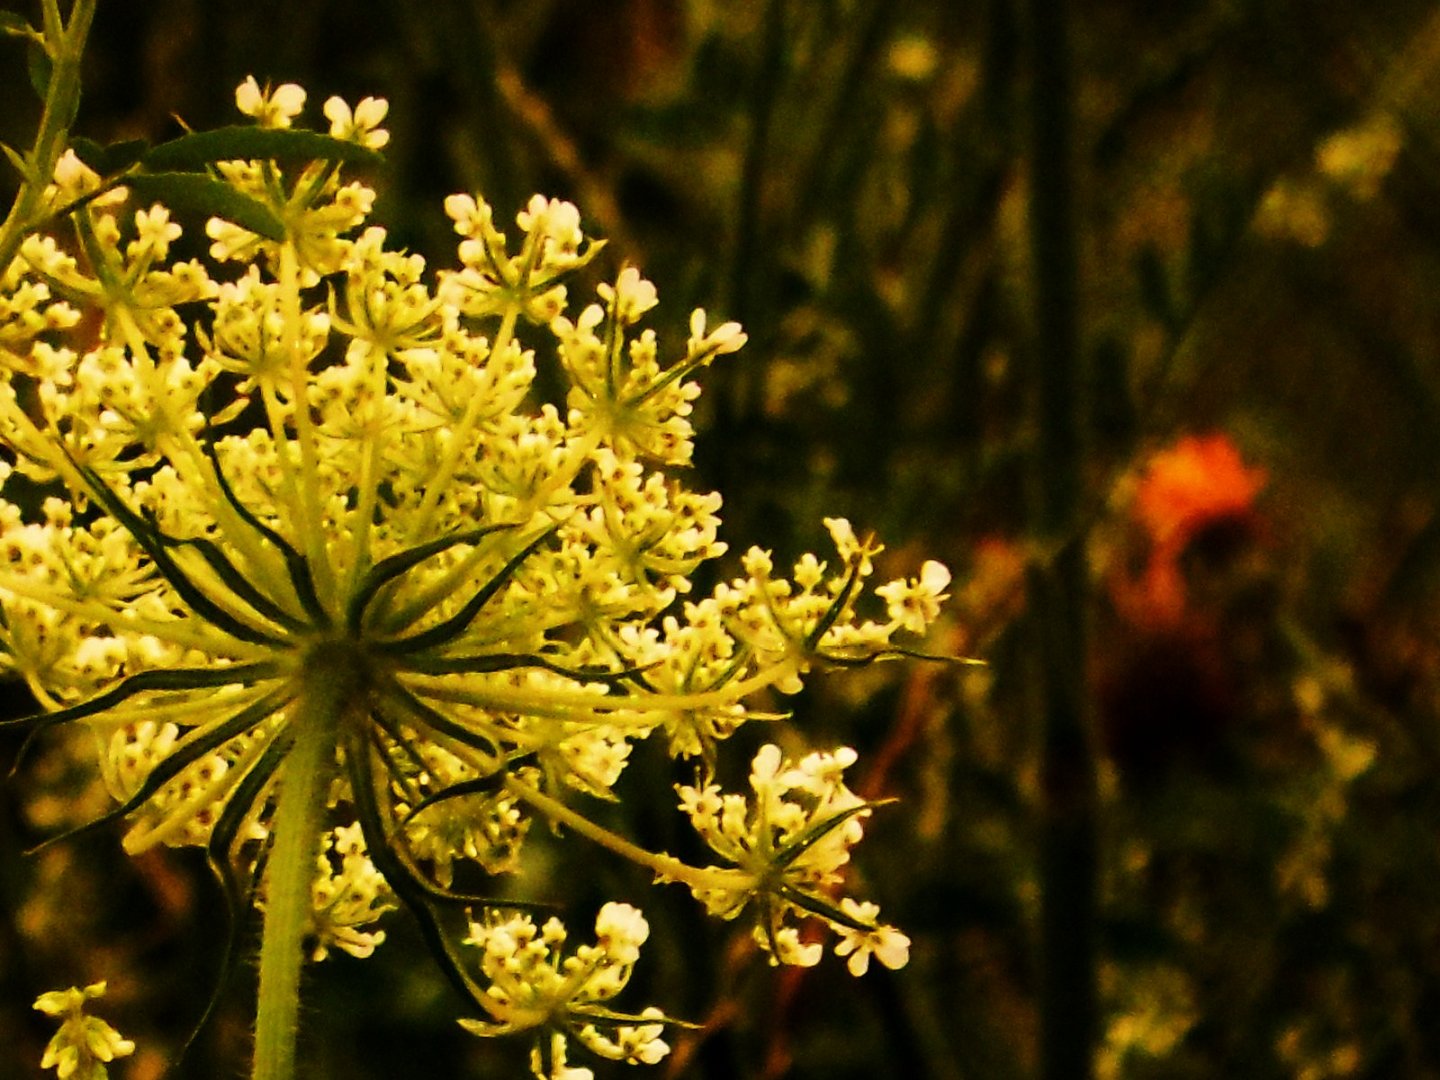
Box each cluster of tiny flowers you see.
[0,78,950,1075]
[214,78,386,280]
[33,982,135,1080]
[677,743,911,972]
[460,903,670,1079]
[307,822,395,960]
[394,739,536,883]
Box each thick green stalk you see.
[1023,0,1097,1077]
[0,0,97,275]
[252,652,358,1080]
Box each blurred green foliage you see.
[5,0,1440,1077]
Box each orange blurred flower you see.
[1134,433,1267,552]
[1117,432,1267,629]
[1101,433,1269,777]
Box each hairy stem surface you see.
[252,653,358,1080]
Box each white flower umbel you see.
[34,981,135,1080]
[0,78,948,1080]
[306,822,396,961]
[459,902,673,1078]
[676,743,911,971]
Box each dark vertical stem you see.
[421,0,517,216]
[788,0,898,243]
[1023,0,1097,1078]
[729,0,787,334]
[707,0,787,507]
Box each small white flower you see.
[235,76,306,128]
[593,901,649,965]
[688,308,747,355]
[765,925,823,967]
[531,1032,594,1080]
[597,266,658,324]
[460,905,672,1076]
[323,95,391,150]
[34,982,135,1080]
[307,822,395,961]
[876,558,952,634]
[824,516,883,575]
[833,899,911,976]
[48,149,122,208]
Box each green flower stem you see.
[279,242,336,609]
[406,664,793,720]
[503,773,747,894]
[383,426,604,635]
[0,0,97,276]
[404,301,521,546]
[340,349,390,598]
[108,306,292,594]
[252,652,358,1080]
[0,570,260,655]
[366,301,525,629]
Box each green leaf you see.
[142,125,384,171]
[71,136,149,176]
[24,39,50,101]
[107,138,151,174]
[68,136,107,172]
[0,142,30,182]
[125,172,285,241]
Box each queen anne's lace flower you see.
[675,744,910,971]
[833,898,912,975]
[308,822,396,960]
[460,904,671,1077]
[1,77,948,1074]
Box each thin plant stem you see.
[0,0,97,276]
[279,242,336,609]
[728,0,787,334]
[504,773,747,894]
[788,0,900,244]
[1023,0,1098,1077]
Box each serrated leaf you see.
[143,125,384,171]
[25,39,50,101]
[125,172,285,241]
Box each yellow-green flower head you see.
[1,78,947,1046]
